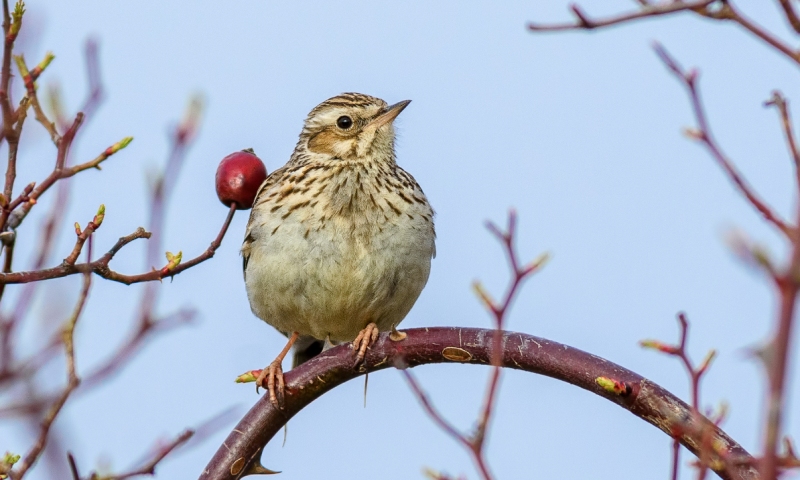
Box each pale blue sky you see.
[2,1,798,479]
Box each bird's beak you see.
[368,100,411,129]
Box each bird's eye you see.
[336,116,353,129]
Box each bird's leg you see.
[256,331,300,407]
[389,327,407,342]
[352,322,379,365]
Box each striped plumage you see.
[242,93,435,404]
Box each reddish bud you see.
[235,369,262,383]
[595,376,632,397]
[639,340,680,355]
[215,149,268,210]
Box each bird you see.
[241,92,436,406]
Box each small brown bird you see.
[242,93,436,406]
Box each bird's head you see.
[297,93,410,164]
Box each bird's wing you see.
[241,166,288,280]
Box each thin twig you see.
[653,43,793,238]
[95,429,194,480]
[0,203,236,285]
[11,242,92,480]
[0,0,16,136]
[15,53,59,144]
[402,211,548,480]
[3,112,82,231]
[78,39,103,123]
[699,2,800,66]
[0,183,68,379]
[0,230,12,300]
[5,132,131,233]
[652,42,799,480]
[527,0,715,31]
[62,205,104,266]
[764,91,800,199]
[641,313,717,478]
[777,0,800,33]
[529,1,800,68]
[66,453,79,480]
[400,369,474,451]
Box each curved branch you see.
[200,327,758,480]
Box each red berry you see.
[215,149,268,210]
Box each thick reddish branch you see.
[201,328,758,480]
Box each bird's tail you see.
[292,336,325,368]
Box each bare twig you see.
[14,53,58,144]
[91,429,194,480]
[641,313,718,478]
[78,39,103,124]
[777,0,800,33]
[651,44,800,479]
[398,212,547,480]
[62,205,104,266]
[529,1,800,67]
[0,1,27,244]
[403,367,485,461]
[4,112,81,231]
[700,3,800,66]
[764,91,800,196]
[78,307,195,392]
[0,0,17,136]
[0,227,13,300]
[0,203,236,285]
[66,453,79,480]
[0,38,109,379]
[653,44,792,238]
[0,183,68,379]
[11,241,92,480]
[527,0,716,31]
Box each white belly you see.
[244,211,434,342]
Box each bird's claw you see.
[352,322,379,366]
[256,360,285,408]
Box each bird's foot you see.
[389,328,407,342]
[352,322,379,365]
[256,359,285,407]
